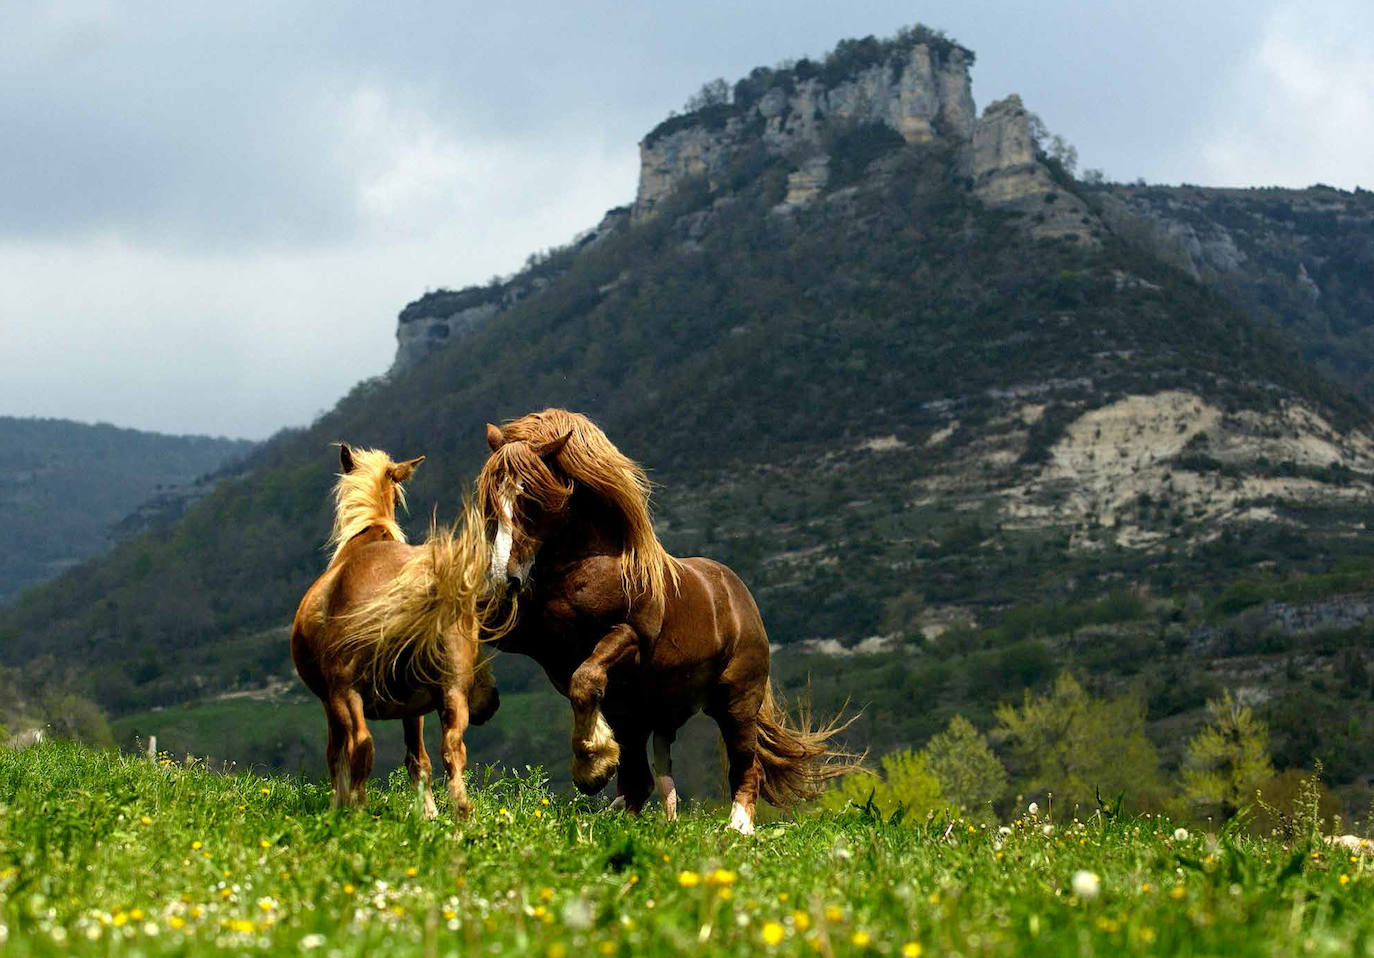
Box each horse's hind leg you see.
[653,730,679,821]
[324,701,349,808]
[403,715,439,819]
[711,687,766,836]
[325,689,374,808]
[438,688,472,819]
[610,722,652,814]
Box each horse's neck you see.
[329,525,396,568]
[545,495,623,562]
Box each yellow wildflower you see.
[405,867,418,878]
[852,930,871,947]
[778,892,790,903]
[1170,886,1187,900]
[718,887,733,900]
[677,871,701,887]
[1339,874,1350,886]
[168,916,186,930]
[548,945,567,958]
[824,904,845,923]
[902,943,923,958]
[140,816,153,826]
[260,788,270,796]
[540,887,555,901]
[709,868,737,886]
[259,839,270,849]
[598,942,615,956]
[793,910,811,931]
[130,908,145,921]
[761,922,785,946]
[191,841,202,850]
[229,919,254,934]
[343,884,355,895]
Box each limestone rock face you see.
[971,95,1098,242]
[634,42,976,219]
[390,207,628,372]
[777,154,831,211]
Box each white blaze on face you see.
[490,491,514,583]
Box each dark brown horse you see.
[478,409,860,833]
[291,444,499,818]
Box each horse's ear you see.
[533,430,572,462]
[338,443,355,474]
[485,423,505,452]
[389,455,424,483]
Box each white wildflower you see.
[300,933,327,950]
[1041,824,1054,836]
[1173,828,1189,841]
[998,826,1013,836]
[1028,802,1040,816]
[1071,870,1100,899]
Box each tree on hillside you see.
[821,748,944,820]
[994,673,1164,813]
[685,78,731,112]
[1181,690,1274,819]
[924,715,1007,819]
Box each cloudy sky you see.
[3,1,1370,439]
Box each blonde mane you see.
[338,502,513,694]
[325,446,409,566]
[480,409,680,603]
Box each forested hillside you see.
[0,418,253,602]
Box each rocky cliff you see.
[633,32,976,217]
[392,28,1096,372]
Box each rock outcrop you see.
[971,95,1098,241]
[634,36,977,219]
[392,207,629,371]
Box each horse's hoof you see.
[726,802,756,836]
[572,755,619,795]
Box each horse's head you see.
[478,424,572,592]
[338,442,423,517]
[327,443,424,564]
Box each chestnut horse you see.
[291,444,499,818]
[478,409,861,834]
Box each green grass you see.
[1,742,1370,957]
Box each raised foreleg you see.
[568,623,640,794]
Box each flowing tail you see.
[755,683,867,806]
[339,504,513,695]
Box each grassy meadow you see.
[1,742,1371,957]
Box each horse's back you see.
[291,535,417,698]
[660,556,769,667]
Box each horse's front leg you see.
[568,623,639,794]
